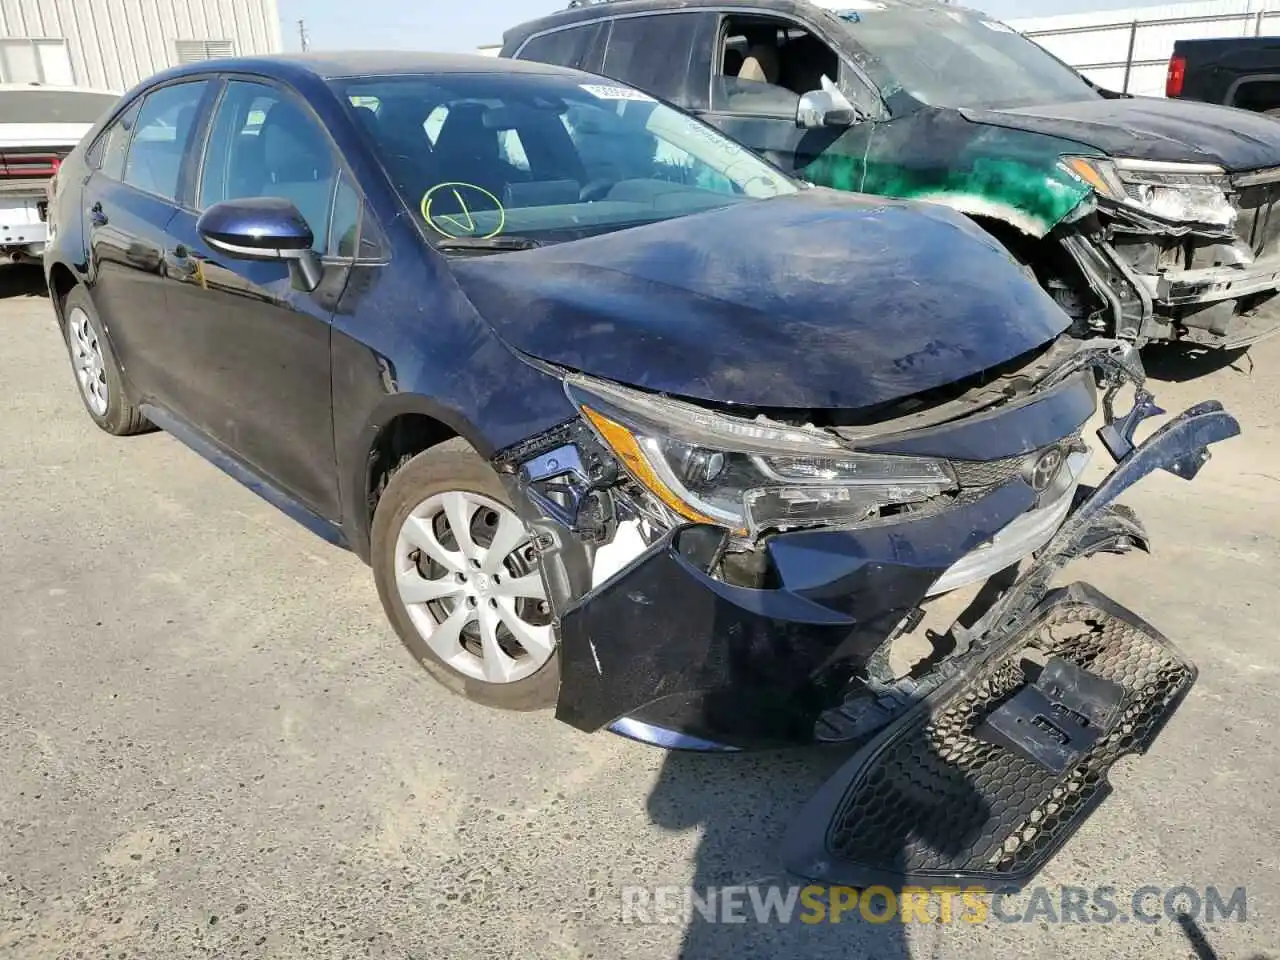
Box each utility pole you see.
[297,19,310,52]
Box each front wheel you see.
[371,439,559,711]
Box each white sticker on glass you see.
[580,83,656,102]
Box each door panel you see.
[161,213,340,517]
[158,77,343,519]
[86,176,178,401]
[86,81,210,405]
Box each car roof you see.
[152,51,588,86]
[503,0,978,45]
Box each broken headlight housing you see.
[565,374,957,537]
[1063,156,1236,229]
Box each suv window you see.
[121,81,208,200]
[516,22,607,72]
[600,13,703,104]
[712,16,848,117]
[199,80,339,251]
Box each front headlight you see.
[1063,156,1236,229]
[565,374,956,536]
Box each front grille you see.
[818,587,1195,888]
[950,430,1082,492]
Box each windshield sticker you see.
[579,83,655,102]
[980,19,1017,33]
[420,182,506,239]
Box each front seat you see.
[431,102,508,193]
[738,43,781,85]
[257,100,336,247]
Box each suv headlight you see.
[1063,156,1236,229]
[565,374,956,536]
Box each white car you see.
[0,84,118,261]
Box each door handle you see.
[89,202,107,227]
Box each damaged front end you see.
[495,335,1237,749]
[494,335,1238,888]
[1059,156,1280,349]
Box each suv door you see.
[83,80,212,405]
[160,77,346,519]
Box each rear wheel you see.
[61,286,151,436]
[371,439,559,710]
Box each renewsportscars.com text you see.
[620,884,1248,926]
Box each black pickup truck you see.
[1167,37,1280,113]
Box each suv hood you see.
[450,190,1069,411]
[963,96,1280,172]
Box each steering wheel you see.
[579,178,616,202]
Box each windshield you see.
[0,90,119,124]
[823,3,1099,109]
[333,73,795,246]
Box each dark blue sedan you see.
[44,52,1237,889]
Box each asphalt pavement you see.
[1,264,1277,959]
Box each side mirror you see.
[795,88,858,130]
[196,197,323,291]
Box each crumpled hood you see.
[963,96,1280,172]
[450,190,1069,411]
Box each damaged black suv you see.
[505,0,1280,350]
[46,53,1238,891]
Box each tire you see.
[60,285,152,436]
[371,438,559,711]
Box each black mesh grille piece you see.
[821,590,1194,888]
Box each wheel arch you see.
[346,393,492,563]
[46,259,81,325]
[1226,73,1280,111]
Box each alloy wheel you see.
[394,490,554,684]
[67,306,108,416]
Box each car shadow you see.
[0,263,48,299]
[1176,911,1273,960]
[1143,342,1254,383]
[644,731,990,959]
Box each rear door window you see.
[91,98,143,181]
[516,22,608,73]
[599,13,706,104]
[121,81,208,201]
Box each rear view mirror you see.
[197,197,323,291]
[796,80,859,130]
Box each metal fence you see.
[1012,1,1280,98]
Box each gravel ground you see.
[1,264,1277,959]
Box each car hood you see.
[449,190,1069,411]
[963,96,1280,172]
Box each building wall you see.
[0,0,283,93]
[1010,0,1280,98]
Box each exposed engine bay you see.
[1052,158,1280,349]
